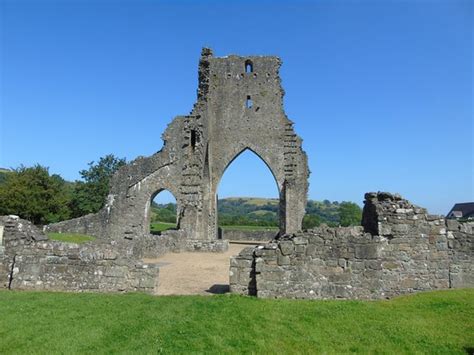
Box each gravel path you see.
[143,243,257,295]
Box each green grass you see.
[0,289,472,353]
[150,221,176,233]
[47,232,95,244]
[220,224,279,231]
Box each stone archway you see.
[214,147,281,236]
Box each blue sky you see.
[1,0,472,214]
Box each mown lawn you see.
[47,232,96,244]
[0,289,472,353]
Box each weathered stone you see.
[44,48,309,243]
[279,240,295,255]
[229,193,474,300]
[355,245,379,260]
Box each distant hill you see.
[152,197,362,228]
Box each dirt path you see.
[143,243,256,296]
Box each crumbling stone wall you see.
[230,193,474,299]
[220,229,277,242]
[46,48,309,248]
[1,216,158,293]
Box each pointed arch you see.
[215,147,281,234]
[216,147,281,194]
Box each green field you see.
[47,232,96,244]
[0,289,472,353]
[150,222,278,233]
[220,225,279,231]
[150,222,176,233]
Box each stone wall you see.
[446,219,474,288]
[43,212,109,238]
[133,231,229,259]
[220,229,277,242]
[230,193,474,299]
[45,48,309,244]
[1,216,159,293]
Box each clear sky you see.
[1,0,472,214]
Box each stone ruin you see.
[0,49,472,298]
[44,48,308,250]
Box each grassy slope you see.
[0,289,472,353]
[223,197,279,206]
[47,232,95,244]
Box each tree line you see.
[0,155,125,225]
[152,197,362,229]
[0,154,362,228]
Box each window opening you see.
[245,60,253,73]
[246,96,253,109]
[191,129,196,148]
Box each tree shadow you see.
[206,284,230,294]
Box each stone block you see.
[355,244,379,259]
[277,254,290,266]
[293,236,308,245]
[279,241,294,256]
[295,245,306,253]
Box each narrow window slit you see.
[245,60,253,73]
[191,129,196,148]
[246,96,253,109]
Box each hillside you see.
[152,197,362,228]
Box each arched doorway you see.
[149,189,179,235]
[216,149,280,239]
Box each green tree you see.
[70,154,126,217]
[339,202,362,227]
[302,214,322,229]
[0,165,72,224]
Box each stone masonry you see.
[45,48,309,251]
[230,192,473,299]
[1,49,472,298]
[0,216,158,293]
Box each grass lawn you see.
[150,222,176,233]
[0,289,472,353]
[47,232,96,244]
[220,225,279,231]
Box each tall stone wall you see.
[1,216,159,293]
[45,48,309,245]
[230,193,474,299]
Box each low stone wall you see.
[133,231,229,259]
[44,211,109,239]
[230,193,474,299]
[1,216,158,293]
[221,229,277,242]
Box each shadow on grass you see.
[206,284,230,295]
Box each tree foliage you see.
[70,154,126,217]
[339,202,362,227]
[151,203,177,224]
[0,165,72,224]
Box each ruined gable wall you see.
[46,48,310,244]
[230,193,473,299]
